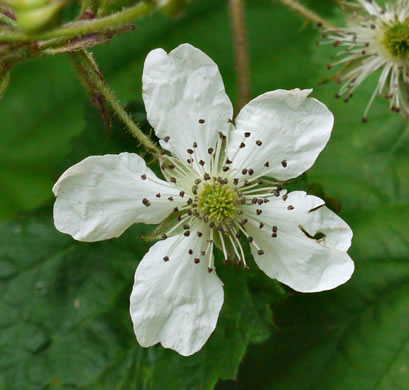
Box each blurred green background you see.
[0,0,408,389]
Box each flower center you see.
[383,21,409,58]
[197,180,239,224]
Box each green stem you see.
[0,2,153,42]
[277,0,336,29]
[71,49,161,155]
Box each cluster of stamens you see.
[317,0,409,120]
[140,124,294,274]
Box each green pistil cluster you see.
[198,181,239,223]
[383,20,409,59]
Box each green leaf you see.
[0,212,282,390]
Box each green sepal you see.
[140,210,184,242]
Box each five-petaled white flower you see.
[324,0,409,121]
[53,44,354,356]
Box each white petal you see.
[142,43,233,170]
[53,153,183,242]
[227,89,334,181]
[130,234,224,356]
[246,191,354,292]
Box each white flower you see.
[324,0,409,121]
[53,44,354,356]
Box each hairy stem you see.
[229,0,251,111]
[71,49,161,155]
[0,2,153,42]
[278,0,336,29]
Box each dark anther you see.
[141,174,147,180]
[256,140,262,146]
[252,198,258,204]
[208,148,214,154]
[287,205,294,210]
[187,149,194,154]
[248,169,254,175]
[199,160,205,166]
[274,190,280,197]
[242,168,248,175]
[233,178,239,185]
[241,219,248,225]
[208,267,213,273]
[142,198,151,207]
[272,232,277,238]
[195,179,201,185]
[187,210,193,216]
[256,209,262,215]
[217,226,224,232]
[161,234,168,239]
[156,193,161,198]
[244,180,250,186]
[187,159,193,164]
[272,225,278,232]
[179,191,185,197]
[248,236,254,243]
[163,256,169,262]
[197,231,203,237]
[168,196,174,201]
[283,194,288,201]
[259,222,264,229]
[201,250,206,256]
[192,185,198,195]
[184,231,191,237]
[226,159,232,164]
[209,222,215,228]
[244,132,251,137]
[257,250,264,256]
[168,165,175,170]
[187,198,193,205]
[281,160,287,167]
[193,142,198,148]
[164,136,170,142]
[223,166,230,172]
[257,199,264,205]
[199,119,205,124]
[204,173,211,180]
[177,215,182,221]
[173,207,179,212]
[263,199,270,203]
[194,258,200,264]
[183,224,190,230]
[235,232,241,238]
[170,177,177,183]
[188,249,193,255]
[240,142,246,148]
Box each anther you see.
[283,194,288,201]
[256,209,262,215]
[252,198,258,204]
[141,174,147,180]
[233,178,239,185]
[163,256,169,262]
[142,198,151,207]
[179,191,185,197]
[204,173,211,180]
[199,119,205,124]
[256,140,262,146]
[197,231,203,237]
[281,160,287,167]
[170,177,177,183]
[187,198,193,205]
[161,234,168,239]
[208,148,214,154]
[193,142,198,148]
[199,160,205,166]
[209,222,215,228]
[235,232,241,238]
[226,159,232,164]
[164,136,170,142]
[223,166,230,172]
[173,207,179,212]
[272,226,278,232]
[156,193,161,198]
[244,132,251,137]
[188,249,193,255]
[183,224,190,230]
[208,267,213,273]
[287,205,294,210]
[248,236,254,243]
[257,250,264,256]
[241,219,248,225]
[264,162,270,167]
[248,169,254,175]
[259,222,264,229]
[240,142,246,148]
[187,149,194,154]
[184,231,191,237]
[194,258,200,264]
[201,250,206,256]
[217,226,224,232]
[257,199,263,205]
[177,215,182,221]
[272,232,277,238]
[168,196,174,201]
[242,168,248,175]
[195,178,201,185]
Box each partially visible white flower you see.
[324,0,409,121]
[53,44,354,356]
